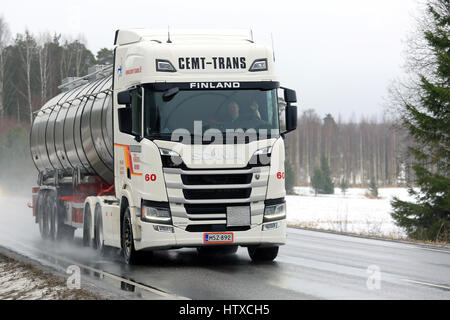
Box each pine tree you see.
[311,155,335,195]
[369,177,378,198]
[390,0,449,242]
[340,178,348,196]
[285,159,296,195]
[320,155,334,194]
[96,48,114,65]
[311,167,322,196]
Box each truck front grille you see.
[185,224,251,232]
[181,173,252,185]
[185,203,250,215]
[183,188,251,200]
[163,167,269,226]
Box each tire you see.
[37,192,48,239]
[83,205,92,247]
[197,246,238,255]
[248,246,279,262]
[121,207,139,265]
[49,194,63,241]
[40,194,52,240]
[94,204,105,254]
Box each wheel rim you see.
[124,217,132,257]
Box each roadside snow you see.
[0,255,100,300]
[286,187,413,239]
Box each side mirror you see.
[118,108,132,135]
[118,90,132,105]
[281,87,298,137]
[284,88,297,104]
[163,87,180,102]
[285,105,298,134]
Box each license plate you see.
[203,232,234,244]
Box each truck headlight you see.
[141,201,172,224]
[264,200,286,222]
[160,148,184,168]
[249,146,272,167]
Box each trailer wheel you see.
[83,205,92,247]
[248,246,279,262]
[49,194,62,241]
[37,192,48,239]
[94,204,105,253]
[40,194,52,240]
[121,207,139,265]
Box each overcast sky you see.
[1,0,421,120]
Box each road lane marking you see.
[419,247,450,254]
[401,279,450,290]
[0,236,189,300]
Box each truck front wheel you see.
[248,246,279,262]
[94,204,105,253]
[121,208,139,265]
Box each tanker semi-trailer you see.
[29,29,298,264]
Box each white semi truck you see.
[29,29,297,264]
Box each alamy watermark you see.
[366,265,381,290]
[167,121,279,167]
[66,265,81,290]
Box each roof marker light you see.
[156,59,177,72]
[249,59,268,72]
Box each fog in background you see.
[0,0,420,119]
[0,0,421,196]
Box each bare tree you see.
[16,31,37,124]
[37,33,51,106]
[0,16,11,121]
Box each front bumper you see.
[134,219,287,251]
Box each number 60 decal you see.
[145,174,157,182]
[277,172,285,180]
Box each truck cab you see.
[111,29,297,263]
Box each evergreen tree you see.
[390,0,450,242]
[311,167,322,196]
[285,159,296,195]
[369,176,378,198]
[311,155,335,195]
[340,178,348,196]
[96,48,114,65]
[320,155,334,194]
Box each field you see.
[286,187,413,239]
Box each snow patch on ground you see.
[287,187,413,239]
[0,255,100,300]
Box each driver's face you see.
[228,102,239,120]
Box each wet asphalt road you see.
[0,196,449,300]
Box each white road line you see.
[401,279,450,290]
[419,247,450,254]
[2,237,189,300]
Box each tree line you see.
[284,110,413,187]
[0,16,113,125]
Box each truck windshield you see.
[143,88,280,142]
